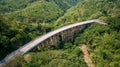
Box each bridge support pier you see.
[32,22,93,52]
[32,34,60,51]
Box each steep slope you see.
[4,45,87,67]
[9,0,120,67]
[0,0,37,14]
[0,0,83,14]
[0,0,82,60]
[1,0,120,66]
[53,0,83,11]
[75,17,120,67]
[5,1,64,23]
[4,0,82,23]
[53,0,120,28]
[51,0,120,66]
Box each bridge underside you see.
[0,19,107,67]
[31,23,92,52]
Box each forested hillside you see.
[54,0,120,27]
[0,0,82,60]
[0,0,82,14]
[0,0,36,14]
[0,0,120,67]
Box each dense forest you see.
[0,0,82,60]
[0,0,120,67]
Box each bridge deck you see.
[0,19,106,66]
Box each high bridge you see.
[0,19,106,67]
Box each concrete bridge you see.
[0,19,106,67]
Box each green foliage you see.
[5,1,63,23]
[72,47,82,57]
[3,55,26,67]
[54,0,120,27]
[0,0,82,61]
[107,17,120,31]
[0,0,36,14]
[1,0,120,67]
[53,0,83,11]
[3,0,82,24]
[63,42,73,49]
[73,16,120,66]
[14,47,86,67]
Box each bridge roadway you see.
[0,19,106,66]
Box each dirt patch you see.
[81,45,94,67]
[24,54,31,63]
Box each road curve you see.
[0,19,106,66]
[19,19,106,54]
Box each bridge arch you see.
[0,19,106,66]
